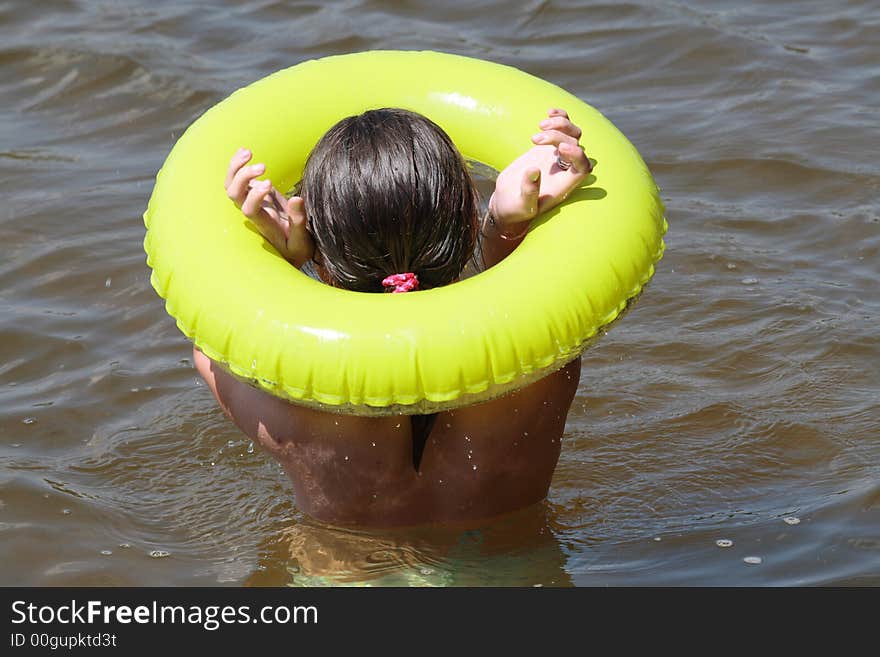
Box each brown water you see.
[2,0,878,586]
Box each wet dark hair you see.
[299,108,479,292]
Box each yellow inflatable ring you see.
[143,50,666,415]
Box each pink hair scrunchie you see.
[382,272,419,293]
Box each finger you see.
[558,141,593,175]
[520,168,540,216]
[226,162,266,206]
[243,182,293,253]
[285,196,307,228]
[241,179,273,218]
[531,129,578,147]
[538,116,582,140]
[547,108,569,119]
[255,184,288,216]
[269,187,289,213]
[284,196,315,267]
[224,148,252,188]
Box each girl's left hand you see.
[490,109,592,230]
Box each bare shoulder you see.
[442,357,582,427]
[416,357,582,520]
[192,345,405,450]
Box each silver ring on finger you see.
[556,154,572,171]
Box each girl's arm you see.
[480,109,592,270]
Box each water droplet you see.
[472,465,478,470]
[438,479,443,484]
[420,568,434,576]
[22,417,36,425]
[653,537,662,542]
[523,431,529,437]
[716,539,733,548]
[100,550,112,556]
[395,423,401,428]
[371,442,376,447]
[464,435,470,442]
[741,277,759,285]
[726,263,737,270]
[344,456,349,461]
[227,440,236,448]
[783,516,800,525]
[119,543,131,549]
[149,550,170,559]
[743,556,762,565]
[105,277,112,287]
[445,423,451,428]
[61,508,71,515]
[247,443,255,454]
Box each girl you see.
[195,107,592,527]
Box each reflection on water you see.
[1,0,879,586]
[247,504,573,587]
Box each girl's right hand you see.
[224,148,315,268]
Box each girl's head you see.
[299,108,479,293]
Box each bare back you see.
[194,347,581,527]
